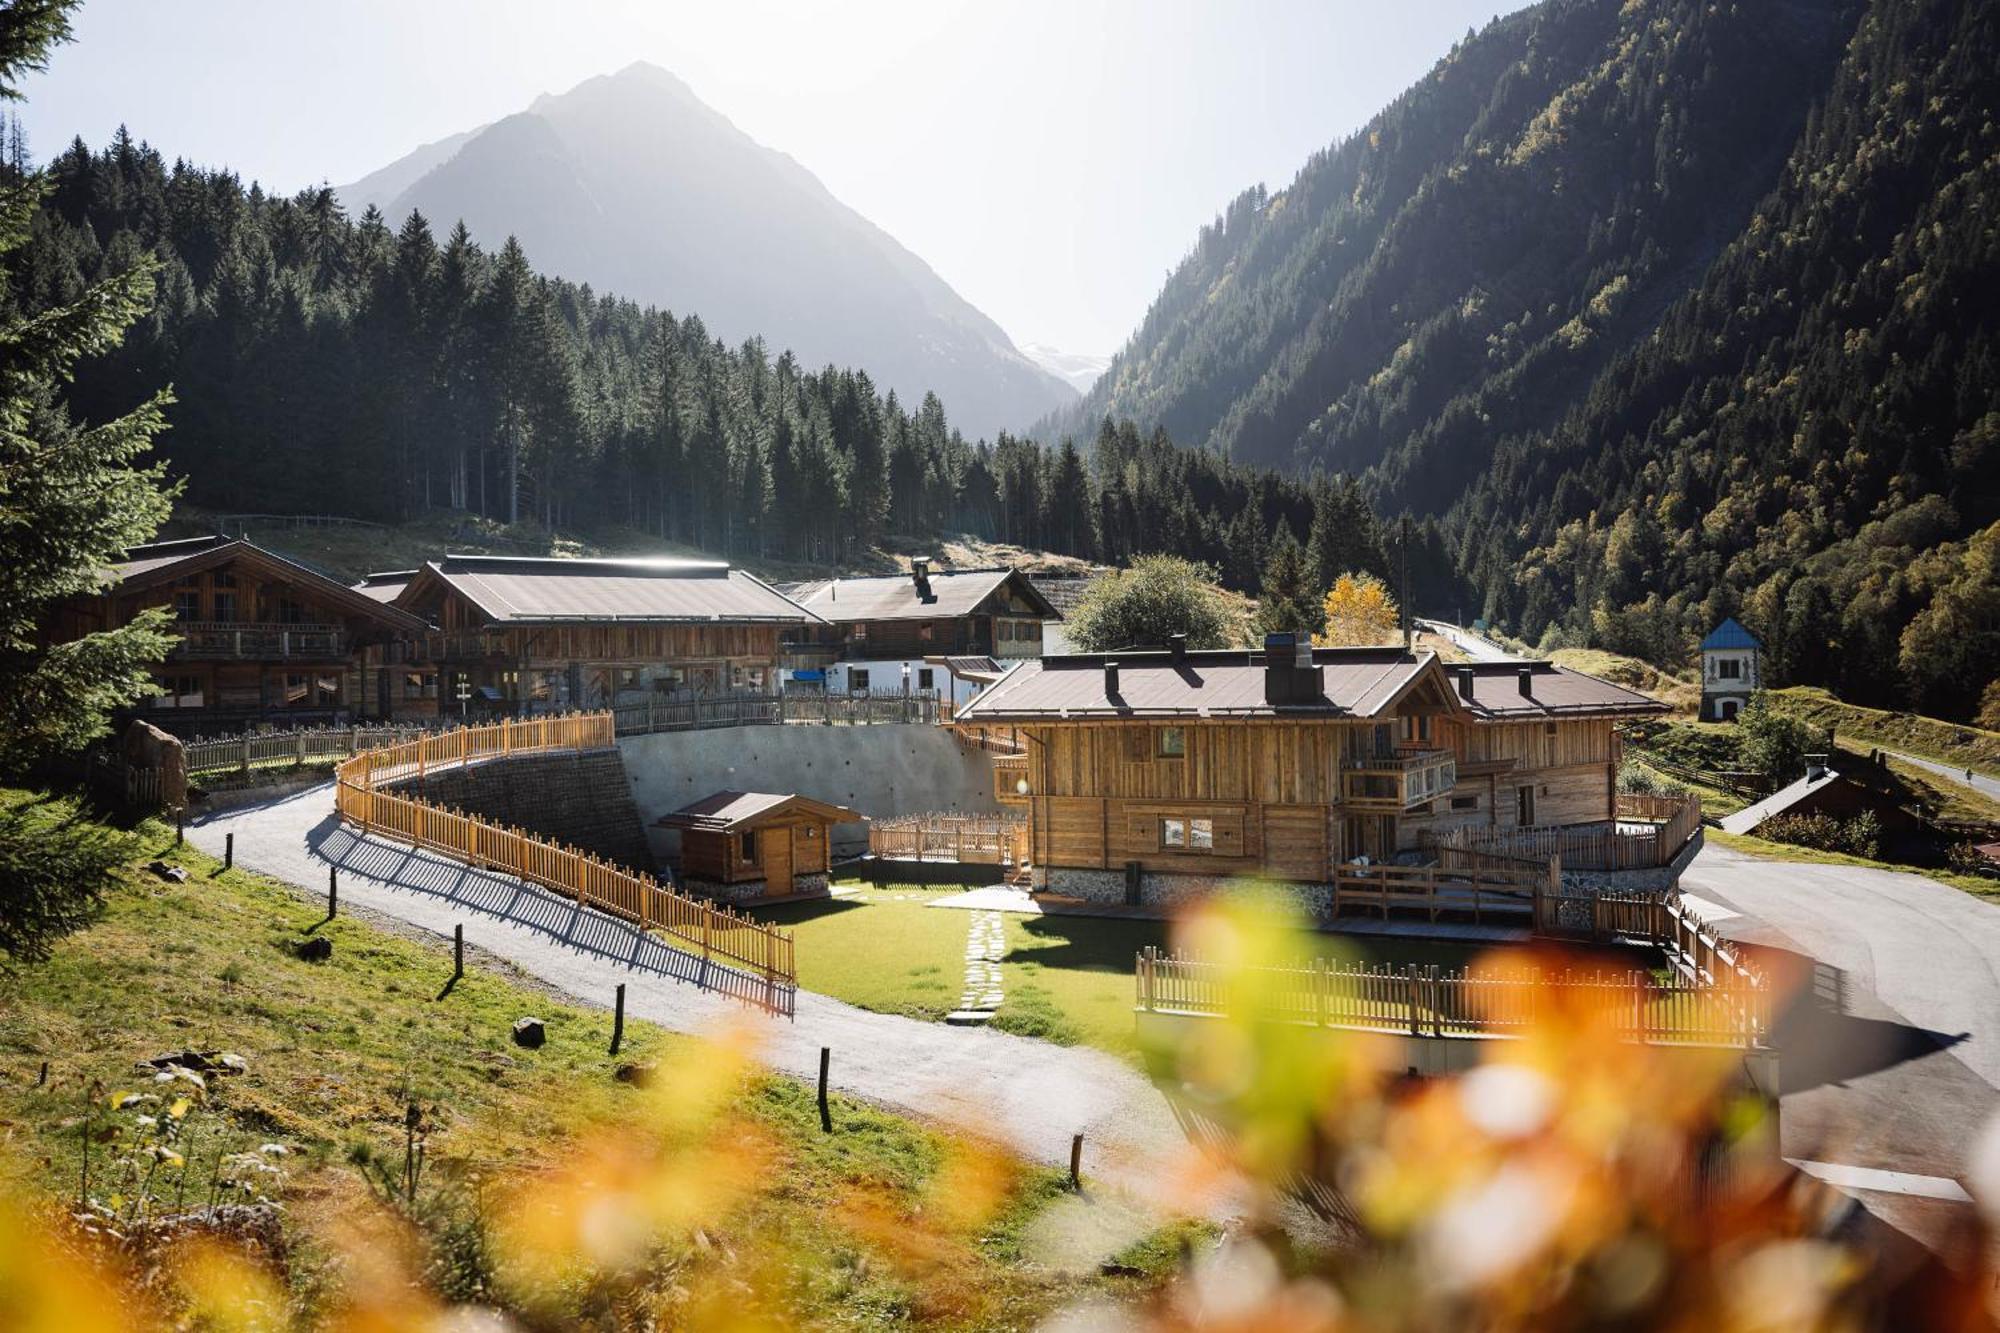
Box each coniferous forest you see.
[9,134,1441,605]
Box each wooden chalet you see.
[367,554,823,718]
[952,634,1669,902]
[46,535,430,732]
[783,560,1060,705]
[657,790,863,903]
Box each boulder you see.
[511,1017,546,1049]
[614,1061,655,1087]
[296,936,333,963]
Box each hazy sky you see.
[20,0,1527,358]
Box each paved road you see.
[1884,749,2000,804]
[1684,842,2000,1249]
[1413,618,1518,662]
[187,785,1214,1235]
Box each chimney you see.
[1516,667,1534,698]
[1104,660,1121,696]
[911,558,932,601]
[1456,667,1475,701]
[1263,632,1322,706]
[1168,633,1187,664]
[1805,753,1829,782]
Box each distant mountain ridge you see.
[339,62,1074,439]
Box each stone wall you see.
[1044,866,1335,921]
[684,870,830,904]
[620,724,1002,863]
[385,748,654,872]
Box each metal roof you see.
[1700,617,1762,651]
[655,790,864,832]
[416,554,822,626]
[111,534,235,581]
[954,647,1440,721]
[790,567,1060,624]
[1443,661,1671,719]
[353,570,415,603]
[106,536,428,631]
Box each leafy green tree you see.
[1067,554,1233,653]
[0,2,176,773]
[1735,694,1819,784]
[1250,528,1321,641]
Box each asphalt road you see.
[1413,618,1518,662]
[1885,749,2000,803]
[1683,842,2000,1250]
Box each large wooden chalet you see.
[953,635,1668,903]
[46,535,430,732]
[364,554,823,718]
[783,560,1060,706]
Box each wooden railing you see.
[1331,852,1553,926]
[1135,947,1768,1048]
[1341,748,1457,811]
[172,621,347,660]
[334,713,795,997]
[610,690,939,736]
[869,813,1030,866]
[1428,792,1701,871]
[187,722,439,776]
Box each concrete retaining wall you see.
[384,748,654,872]
[620,724,1002,863]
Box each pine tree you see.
[0,2,177,773]
[1250,528,1322,641]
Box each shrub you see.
[1759,810,1881,860]
[1066,555,1234,653]
[1947,841,1998,878]
[0,792,136,965]
[1737,693,1821,783]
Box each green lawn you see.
[758,881,1490,1060]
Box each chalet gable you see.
[106,536,427,634]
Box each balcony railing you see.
[1342,748,1457,811]
[171,621,347,660]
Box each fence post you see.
[240,736,251,775]
[328,866,337,918]
[818,1046,832,1133]
[1069,1133,1084,1191]
[1406,966,1420,1037]
[611,983,626,1055]
[223,832,233,870]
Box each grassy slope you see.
[0,795,1189,1323]
[1549,648,1702,715]
[1765,686,2000,778]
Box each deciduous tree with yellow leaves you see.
[1315,571,1401,647]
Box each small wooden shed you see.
[657,791,863,902]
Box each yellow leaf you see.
[109,1091,141,1110]
[168,1098,191,1120]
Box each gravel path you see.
[187,785,1203,1218]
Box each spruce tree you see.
[0,1,177,773]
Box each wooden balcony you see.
[1341,748,1457,811]
[171,621,347,660]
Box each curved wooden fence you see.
[334,713,794,995]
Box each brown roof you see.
[927,654,1008,683]
[954,647,1446,721]
[407,554,821,626]
[107,536,428,632]
[790,567,1060,624]
[656,790,864,832]
[1443,662,1670,719]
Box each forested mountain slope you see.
[339,62,1074,439]
[1044,0,2000,720]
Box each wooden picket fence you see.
[1135,946,1768,1048]
[869,813,1030,865]
[186,722,438,776]
[334,713,795,998]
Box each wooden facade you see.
[49,536,428,731]
[658,791,862,902]
[376,555,821,719]
[785,564,1062,689]
[955,645,1667,889]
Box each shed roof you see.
[404,554,821,626]
[953,647,1445,721]
[1701,617,1762,651]
[353,570,415,603]
[1718,768,1843,836]
[106,536,428,632]
[927,654,1008,683]
[655,790,864,832]
[789,567,1059,624]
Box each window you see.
[211,571,235,589]
[1399,714,1432,743]
[1718,658,1742,679]
[1516,784,1536,826]
[174,590,199,622]
[403,672,425,699]
[732,664,768,691]
[919,623,935,642]
[1160,817,1214,852]
[211,590,238,622]
[616,667,641,690]
[314,673,340,705]
[283,672,309,705]
[849,668,871,693]
[852,622,869,641]
[154,674,203,709]
[740,831,758,863]
[917,668,934,690]
[1157,726,1186,758]
[279,597,307,625]
[1161,818,1186,848]
[997,620,1014,642]
[1450,795,1479,811]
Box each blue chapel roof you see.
[1700,617,1762,651]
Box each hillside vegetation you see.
[1765,686,2000,775]
[1043,0,2000,722]
[0,791,1188,1325]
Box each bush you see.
[1947,841,1998,878]
[1737,693,1821,782]
[1066,555,1234,653]
[1759,810,1881,860]
[0,792,136,965]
